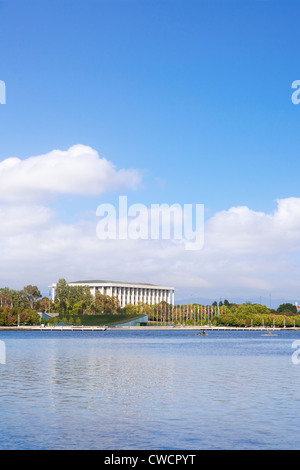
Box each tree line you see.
[1,279,300,327]
[0,285,42,326]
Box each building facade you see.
[51,280,175,308]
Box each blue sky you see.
[1,0,300,305]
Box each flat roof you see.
[50,280,174,289]
[70,280,157,286]
[51,281,174,290]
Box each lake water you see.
[0,329,300,450]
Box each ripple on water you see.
[0,329,300,449]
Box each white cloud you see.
[205,197,300,254]
[0,205,53,235]
[0,145,141,202]
[1,152,300,306]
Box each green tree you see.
[21,285,41,309]
[122,303,137,315]
[36,296,53,313]
[26,311,40,325]
[54,279,93,314]
[0,287,28,309]
[95,293,120,314]
[55,279,69,304]
[71,300,85,315]
[277,303,297,315]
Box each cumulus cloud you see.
[205,197,300,254]
[0,145,141,202]
[1,195,300,303]
[0,205,53,236]
[0,145,300,303]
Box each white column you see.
[131,288,134,305]
[120,287,124,307]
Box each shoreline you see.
[0,325,300,331]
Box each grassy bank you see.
[59,313,142,326]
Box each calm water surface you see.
[0,329,300,450]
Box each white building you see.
[51,280,175,308]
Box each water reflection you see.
[0,330,300,449]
